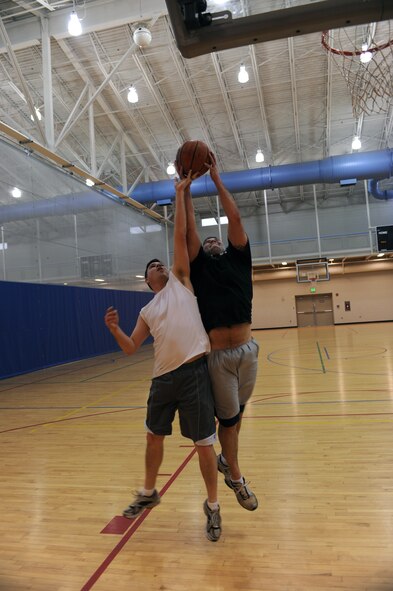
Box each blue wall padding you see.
[0,281,153,379]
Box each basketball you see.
[175,140,210,178]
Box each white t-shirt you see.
[140,271,210,378]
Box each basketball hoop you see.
[322,22,393,118]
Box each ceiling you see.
[0,1,392,221]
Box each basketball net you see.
[322,22,393,118]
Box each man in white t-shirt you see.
[104,173,221,542]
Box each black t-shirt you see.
[190,239,253,333]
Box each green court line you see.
[316,341,326,373]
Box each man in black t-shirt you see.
[180,152,259,511]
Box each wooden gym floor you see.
[1,322,393,591]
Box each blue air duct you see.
[368,179,393,200]
[0,191,122,224]
[132,149,393,203]
[0,149,392,224]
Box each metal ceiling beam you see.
[325,36,333,158]
[133,52,183,145]
[56,43,137,145]
[249,46,272,157]
[210,52,248,167]
[0,0,164,52]
[165,17,216,151]
[56,38,157,179]
[287,37,301,156]
[89,31,164,171]
[41,16,54,150]
[0,17,46,144]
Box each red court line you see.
[0,407,142,434]
[101,516,131,535]
[81,446,197,591]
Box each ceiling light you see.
[30,107,42,121]
[238,64,249,84]
[329,258,334,262]
[85,178,95,187]
[68,11,82,36]
[94,278,105,282]
[11,187,22,198]
[127,86,138,103]
[133,26,152,48]
[281,261,287,266]
[351,135,361,150]
[166,162,176,175]
[377,252,385,258]
[360,43,372,64]
[201,216,228,227]
[135,275,144,278]
[255,148,264,163]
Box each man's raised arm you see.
[171,172,195,288]
[208,152,247,249]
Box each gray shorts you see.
[146,356,216,444]
[207,338,259,424]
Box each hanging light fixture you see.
[68,10,82,36]
[166,162,176,175]
[359,43,372,64]
[127,85,139,103]
[237,64,249,84]
[30,107,42,121]
[12,187,22,198]
[255,148,264,163]
[85,178,95,187]
[351,135,361,150]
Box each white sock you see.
[231,477,243,485]
[207,501,219,511]
[141,488,155,496]
[220,453,229,466]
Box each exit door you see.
[295,294,334,327]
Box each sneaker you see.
[226,478,258,511]
[217,454,231,480]
[203,500,222,542]
[122,489,160,519]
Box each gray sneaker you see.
[203,500,222,542]
[123,489,160,519]
[217,454,231,480]
[226,478,258,511]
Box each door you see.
[295,293,334,327]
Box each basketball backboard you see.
[164,0,393,59]
[296,258,330,283]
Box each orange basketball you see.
[175,140,210,178]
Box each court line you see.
[5,396,390,412]
[27,376,152,434]
[0,407,143,434]
[316,342,326,373]
[0,405,145,410]
[80,447,197,591]
[5,400,389,434]
[0,352,152,391]
[248,411,393,419]
[252,398,393,406]
[252,388,392,403]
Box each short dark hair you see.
[203,236,219,245]
[144,258,161,279]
